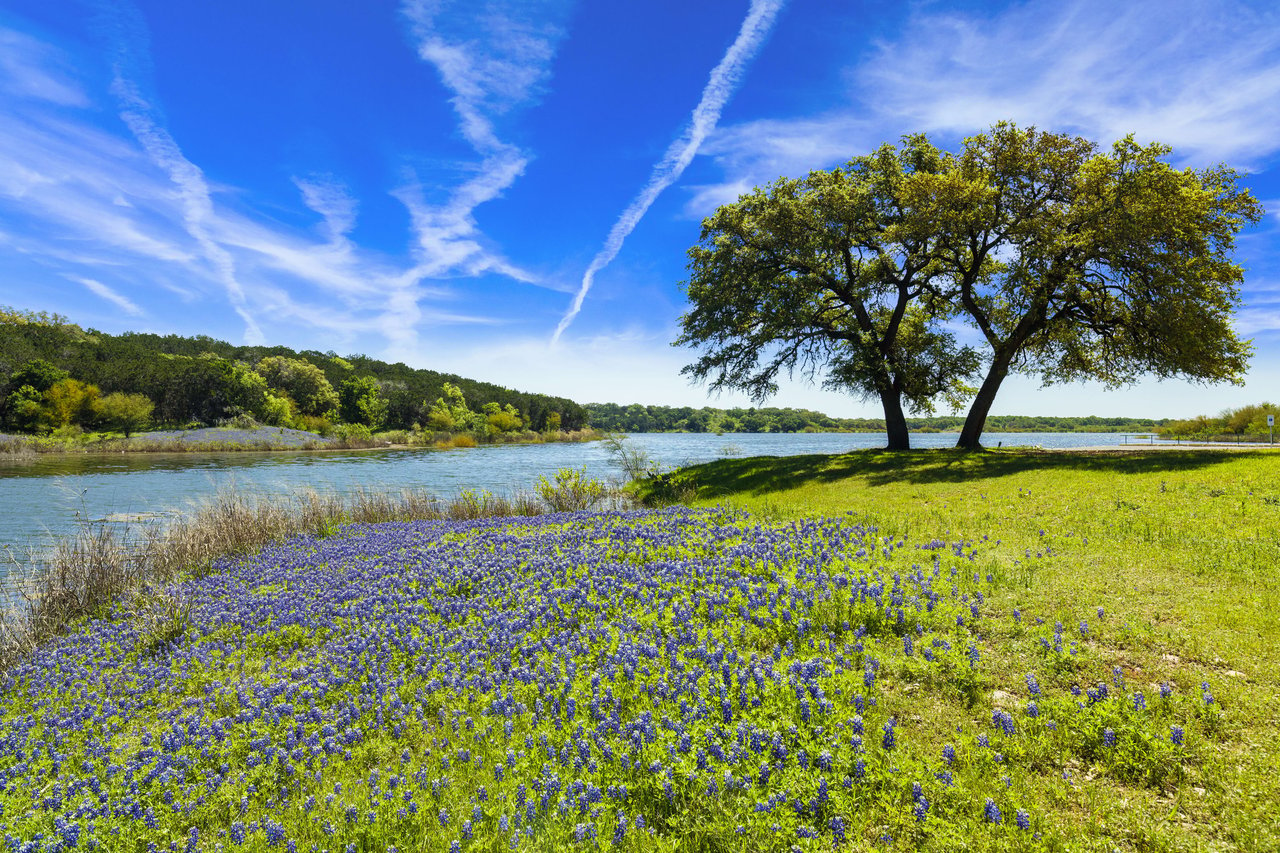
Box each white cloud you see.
[73,276,143,316]
[294,175,358,245]
[1235,304,1280,335]
[684,113,875,216]
[394,0,572,352]
[0,27,90,107]
[0,7,554,353]
[696,0,1280,209]
[0,114,197,263]
[553,0,787,342]
[859,0,1280,166]
[102,1,265,344]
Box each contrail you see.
[97,0,264,343]
[552,0,785,343]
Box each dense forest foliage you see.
[0,308,586,435]
[585,402,1167,434]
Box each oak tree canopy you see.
[676,122,1261,449]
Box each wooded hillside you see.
[0,308,586,434]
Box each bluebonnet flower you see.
[1102,728,1116,748]
[1170,725,1184,746]
[1016,809,1031,830]
[942,744,955,764]
[983,798,1002,824]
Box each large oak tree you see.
[675,138,978,450]
[906,123,1261,449]
[677,123,1261,449]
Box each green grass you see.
[3,450,1276,851]
[638,448,1280,850]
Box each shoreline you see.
[0,426,603,457]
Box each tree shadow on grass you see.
[672,447,1262,499]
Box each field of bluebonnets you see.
[1,447,1276,852]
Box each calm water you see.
[0,431,1130,575]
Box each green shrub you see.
[330,423,373,441]
[536,467,607,512]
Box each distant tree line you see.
[585,403,1165,434]
[0,308,586,435]
[1159,403,1279,441]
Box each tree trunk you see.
[880,388,911,450]
[957,350,1015,450]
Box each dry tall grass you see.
[0,485,558,670]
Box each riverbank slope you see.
[0,450,1274,850]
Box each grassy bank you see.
[635,448,1280,849]
[0,450,1274,851]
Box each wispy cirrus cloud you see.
[97,0,265,343]
[860,0,1280,166]
[0,26,89,107]
[695,0,1280,216]
[685,112,875,214]
[552,0,787,343]
[73,276,143,316]
[294,175,358,247]
[0,111,196,264]
[392,0,571,351]
[0,4,553,353]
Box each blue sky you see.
[1,0,1278,419]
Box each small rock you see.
[992,690,1016,707]
[1161,654,1180,663]
[1225,670,1246,679]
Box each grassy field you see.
[639,448,1280,850]
[0,449,1275,851]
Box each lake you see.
[0,431,1134,581]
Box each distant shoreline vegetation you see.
[0,307,587,450]
[585,402,1167,434]
[0,421,601,457]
